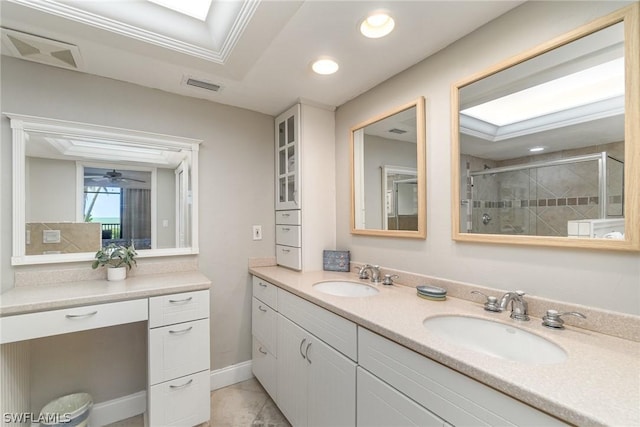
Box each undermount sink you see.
[423,315,566,364]
[313,281,379,297]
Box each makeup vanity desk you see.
[0,271,211,427]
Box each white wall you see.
[335,0,640,315]
[1,56,275,404]
[26,157,77,222]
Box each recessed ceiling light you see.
[360,12,395,38]
[148,0,213,21]
[312,58,339,75]
[529,147,546,153]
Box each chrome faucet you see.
[499,291,529,321]
[358,264,382,283]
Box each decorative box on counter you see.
[323,250,350,272]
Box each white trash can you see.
[39,393,93,427]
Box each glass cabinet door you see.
[275,105,300,210]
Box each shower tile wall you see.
[465,142,624,237]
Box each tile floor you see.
[107,378,290,427]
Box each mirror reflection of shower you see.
[464,151,623,237]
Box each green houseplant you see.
[92,243,137,281]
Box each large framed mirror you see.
[451,4,639,251]
[7,113,201,265]
[351,97,426,238]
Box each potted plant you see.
[92,243,137,281]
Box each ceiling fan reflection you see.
[86,169,146,183]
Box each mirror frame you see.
[350,96,427,239]
[7,113,202,265]
[451,4,639,251]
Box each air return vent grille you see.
[388,128,407,134]
[0,28,82,70]
[185,78,221,92]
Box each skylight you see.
[461,58,624,126]
[148,0,213,21]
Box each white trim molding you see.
[210,360,254,391]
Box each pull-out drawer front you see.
[149,290,209,328]
[276,245,302,271]
[252,337,277,400]
[278,288,357,361]
[357,367,445,427]
[358,328,567,427]
[252,297,277,356]
[252,276,277,310]
[148,370,210,427]
[149,318,210,385]
[275,209,301,225]
[0,299,148,344]
[276,225,302,247]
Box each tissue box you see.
[323,250,350,272]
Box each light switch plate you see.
[43,229,61,244]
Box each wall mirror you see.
[8,113,201,265]
[451,4,639,251]
[351,97,426,238]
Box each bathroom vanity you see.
[0,271,211,426]
[250,266,639,426]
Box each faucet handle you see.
[542,309,587,329]
[358,264,370,279]
[382,274,399,286]
[470,291,501,312]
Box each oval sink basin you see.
[313,281,379,297]
[423,315,566,364]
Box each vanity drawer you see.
[358,328,566,426]
[0,299,148,344]
[252,297,277,356]
[149,318,210,385]
[278,288,357,361]
[275,209,301,225]
[252,276,277,310]
[149,290,209,328]
[276,245,302,270]
[276,225,302,247]
[148,370,210,427]
[252,337,277,400]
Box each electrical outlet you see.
[252,225,262,241]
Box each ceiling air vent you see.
[0,28,82,70]
[185,77,221,92]
[388,128,407,134]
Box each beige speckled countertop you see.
[0,271,211,316]
[250,266,640,427]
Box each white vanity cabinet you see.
[148,290,211,427]
[358,328,567,427]
[251,276,278,399]
[276,287,356,427]
[274,103,335,271]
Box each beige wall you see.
[1,56,275,405]
[335,0,640,315]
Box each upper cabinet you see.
[7,113,202,265]
[451,4,639,251]
[274,103,335,271]
[275,105,301,211]
[350,97,426,239]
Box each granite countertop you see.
[0,271,211,316]
[250,266,639,427]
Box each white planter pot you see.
[107,266,127,281]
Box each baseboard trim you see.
[88,390,146,426]
[210,360,254,390]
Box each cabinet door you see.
[307,336,356,427]
[277,315,309,427]
[357,367,444,427]
[275,104,301,210]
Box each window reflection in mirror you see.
[452,4,639,251]
[351,97,426,238]
[11,113,200,264]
